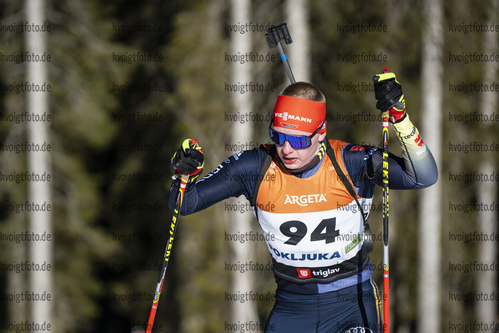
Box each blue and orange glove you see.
[373,70,406,123]
[171,139,204,182]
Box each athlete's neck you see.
[287,141,326,175]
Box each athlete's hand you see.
[171,139,204,182]
[373,70,406,123]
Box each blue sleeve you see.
[342,145,433,199]
[168,148,268,215]
[342,116,438,198]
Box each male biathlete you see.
[169,72,438,333]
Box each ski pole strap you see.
[324,139,374,253]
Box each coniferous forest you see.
[0,0,498,332]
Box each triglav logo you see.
[297,268,311,279]
[312,268,340,278]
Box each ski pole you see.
[265,23,296,83]
[145,174,189,333]
[380,67,390,333]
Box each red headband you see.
[273,95,327,134]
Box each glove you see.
[373,70,406,123]
[171,139,204,181]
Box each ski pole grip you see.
[265,23,293,48]
[281,24,293,44]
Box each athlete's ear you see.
[318,132,327,142]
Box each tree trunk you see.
[25,0,53,328]
[229,0,259,326]
[476,0,498,323]
[417,0,443,332]
[285,0,310,83]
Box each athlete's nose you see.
[281,140,294,154]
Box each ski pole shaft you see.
[276,42,296,83]
[382,109,390,333]
[145,174,188,333]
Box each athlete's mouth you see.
[282,156,297,163]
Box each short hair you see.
[280,81,326,103]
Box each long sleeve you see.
[388,114,438,188]
[342,114,438,197]
[168,148,268,215]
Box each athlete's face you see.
[272,126,327,170]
